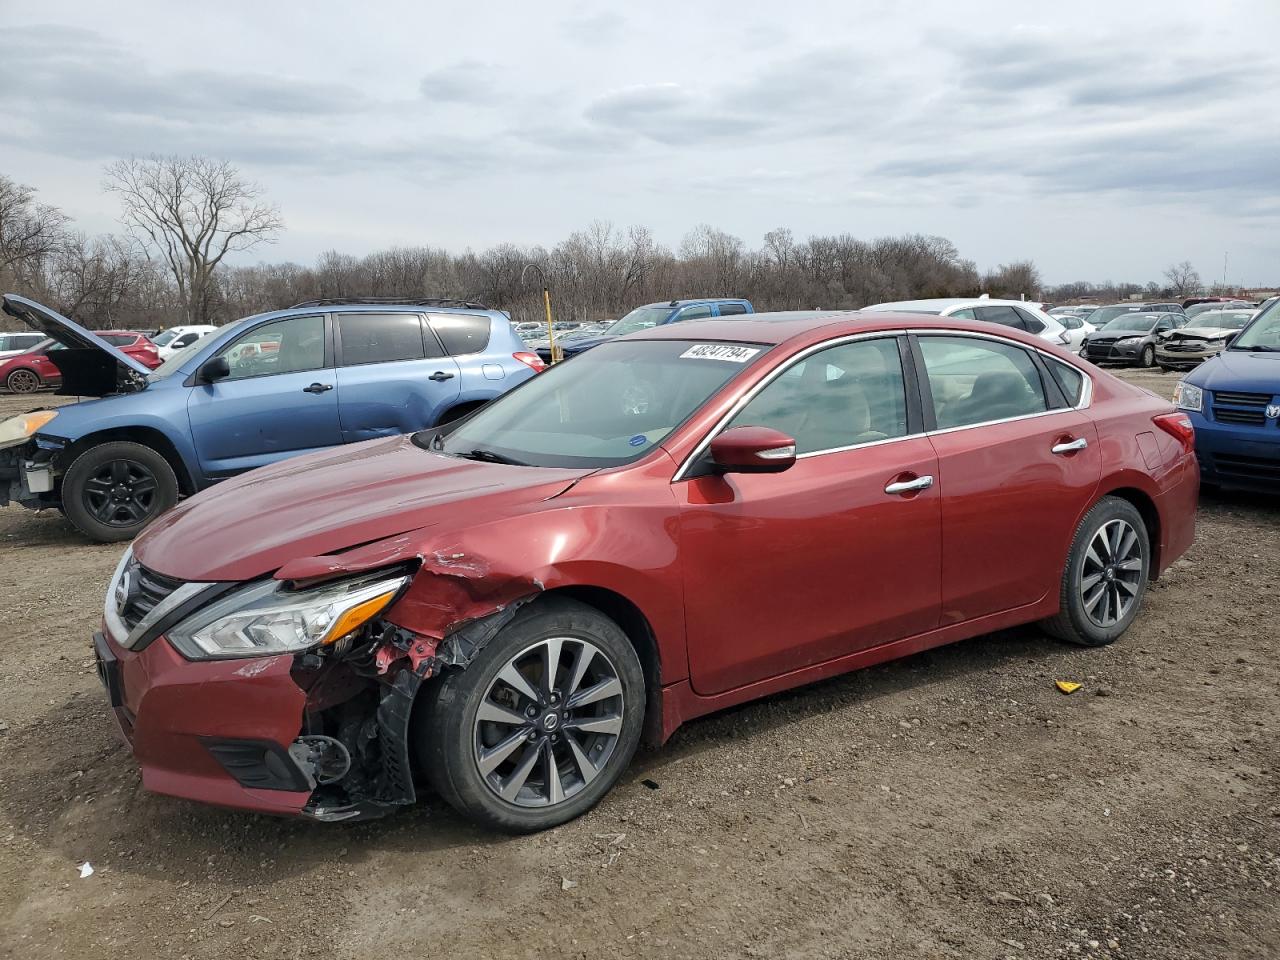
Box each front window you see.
[218,314,326,380]
[1185,311,1252,331]
[1101,315,1157,333]
[433,340,770,468]
[608,306,675,337]
[1231,301,1280,352]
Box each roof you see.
[863,297,1046,312]
[640,298,751,308]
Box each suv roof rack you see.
[289,296,491,310]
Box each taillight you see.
[1153,412,1195,454]
[513,351,546,373]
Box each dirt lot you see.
[0,369,1276,960]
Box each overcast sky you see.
[3,0,1278,285]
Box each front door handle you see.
[302,382,333,394]
[428,371,455,382]
[1051,437,1088,455]
[885,475,934,496]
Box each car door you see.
[334,312,461,441]
[677,335,941,695]
[187,313,343,479]
[913,333,1101,624]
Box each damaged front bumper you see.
[92,596,536,821]
[0,438,62,509]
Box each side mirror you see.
[709,426,797,474]
[1225,333,1239,348]
[198,356,230,383]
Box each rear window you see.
[717,303,749,316]
[99,334,138,346]
[429,314,491,355]
[337,313,431,365]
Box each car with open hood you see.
[0,294,543,542]
[90,309,1197,832]
[1155,309,1255,371]
[1174,298,1280,492]
[0,330,161,393]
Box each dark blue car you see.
[1174,299,1280,492]
[0,295,544,541]
[536,298,753,362]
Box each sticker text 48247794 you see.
[679,344,761,363]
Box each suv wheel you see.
[61,441,179,542]
[6,368,40,393]
[1041,496,1150,647]
[417,598,645,832]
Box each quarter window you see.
[1045,358,1086,405]
[918,336,1048,429]
[428,314,491,355]
[727,338,908,454]
[675,305,713,321]
[219,314,326,380]
[337,313,429,366]
[1013,308,1046,334]
[717,303,748,316]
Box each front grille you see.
[1213,454,1280,481]
[1214,390,1271,406]
[119,564,184,632]
[1212,407,1268,426]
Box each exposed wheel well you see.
[541,585,664,746]
[435,400,488,426]
[1101,486,1161,577]
[60,428,196,495]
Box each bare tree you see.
[1163,260,1201,299]
[0,174,69,283]
[983,260,1042,300]
[103,156,282,324]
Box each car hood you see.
[133,433,594,582]
[561,334,614,353]
[1,294,151,395]
[1092,327,1153,338]
[1165,327,1238,340]
[1186,349,1280,393]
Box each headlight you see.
[167,571,410,660]
[0,410,57,451]
[1173,381,1203,413]
[1114,337,1142,346]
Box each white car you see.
[862,297,1074,348]
[152,324,217,360]
[0,331,45,360]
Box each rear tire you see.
[417,598,645,832]
[1041,496,1150,647]
[6,368,41,393]
[61,441,179,542]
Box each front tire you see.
[1041,496,1150,647]
[417,598,645,832]
[1138,345,1155,368]
[6,368,41,393]
[61,441,179,542]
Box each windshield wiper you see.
[454,447,529,466]
[1242,344,1280,352]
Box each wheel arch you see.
[59,426,197,495]
[1097,485,1162,578]
[535,585,665,746]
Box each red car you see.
[93,312,1197,830]
[0,331,161,393]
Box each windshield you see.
[1232,300,1280,351]
[152,330,179,346]
[432,339,770,468]
[1090,305,1151,327]
[1101,314,1157,332]
[608,306,675,338]
[1185,311,1252,331]
[148,319,237,380]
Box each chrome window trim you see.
[672,327,1095,481]
[672,331,912,481]
[103,547,218,651]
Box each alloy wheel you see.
[7,369,39,393]
[1080,518,1144,627]
[473,636,625,808]
[81,459,160,527]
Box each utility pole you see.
[520,263,561,363]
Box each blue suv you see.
[1174,298,1280,493]
[536,298,753,362]
[0,295,543,541]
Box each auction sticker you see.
[679,344,761,363]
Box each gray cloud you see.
[419,61,498,104]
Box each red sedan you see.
[0,331,161,392]
[93,312,1197,830]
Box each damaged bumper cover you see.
[92,591,540,821]
[0,439,61,509]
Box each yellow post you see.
[543,286,562,363]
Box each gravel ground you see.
[0,369,1276,960]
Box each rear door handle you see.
[428,371,455,382]
[302,382,333,394]
[885,475,934,495]
[1051,437,1088,455]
